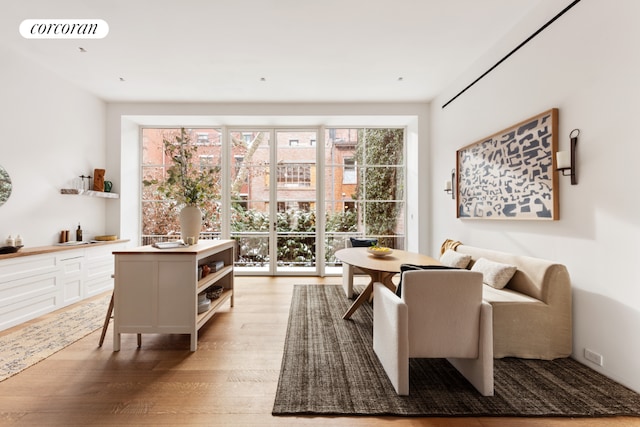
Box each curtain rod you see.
[441,0,582,109]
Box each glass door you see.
[274,130,318,274]
[229,129,319,275]
[229,130,272,274]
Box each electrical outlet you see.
[584,348,604,366]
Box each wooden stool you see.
[99,280,141,347]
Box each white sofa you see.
[453,244,572,360]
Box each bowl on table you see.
[367,246,393,257]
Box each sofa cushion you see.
[395,264,459,297]
[482,285,541,304]
[349,237,378,248]
[440,249,472,268]
[470,257,517,289]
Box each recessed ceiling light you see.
[78,47,87,53]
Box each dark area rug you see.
[273,284,640,417]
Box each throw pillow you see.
[439,249,472,269]
[349,237,378,248]
[470,257,517,289]
[395,264,459,297]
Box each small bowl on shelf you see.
[206,285,224,300]
[367,246,393,257]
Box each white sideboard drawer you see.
[0,253,59,304]
[0,274,59,330]
[0,254,58,283]
[0,241,129,332]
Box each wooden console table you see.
[113,240,235,351]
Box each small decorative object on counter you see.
[5,235,14,246]
[93,168,106,191]
[94,235,117,241]
[15,234,23,247]
[79,175,92,191]
[0,246,18,254]
[76,223,83,242]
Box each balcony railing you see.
[141,232,404,269]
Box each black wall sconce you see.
[444,168,455,199]
[556,129,579,185]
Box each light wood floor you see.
[0,276,638,427]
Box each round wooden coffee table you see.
[335,247,439,319]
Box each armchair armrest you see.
[373,282,409,394]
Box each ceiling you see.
[2,0,550,104]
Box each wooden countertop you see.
[113,239,234,255]
[0,239,130,261]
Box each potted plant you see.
[144,128,220,244]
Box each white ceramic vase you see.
[179,205,202,244]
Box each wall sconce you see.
[556,128,579,185]
[444,168,455,199]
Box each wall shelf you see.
[60,189,119,199]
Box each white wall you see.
[0,45,108,247]
[430,0,640,391]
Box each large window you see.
[140,126,405,275]
[141,128,222,244]
[323,128,405,270]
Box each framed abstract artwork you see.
[456,108,559,220]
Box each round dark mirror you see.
[0,164,12,206]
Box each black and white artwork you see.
[456,108,559,220]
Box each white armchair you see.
[373,269,494,396]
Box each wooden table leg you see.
[380,272,396,291]
[342,270,396,319]
[342,280,374,319]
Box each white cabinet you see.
[0,241,129,331]
[85,243,122,297]
[0,253,59,330]
[113,240,234,351]
[58,250,85,306]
